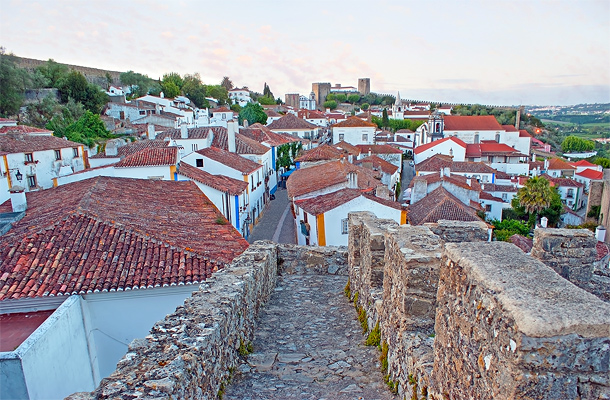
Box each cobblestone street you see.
[223,274,397,400]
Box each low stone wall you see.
[435,242,610,399]
[277,243,347,275]
[347,214,610,399]
[424,219,489,242]
[68,242,279,400]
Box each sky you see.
[1,0,609,106]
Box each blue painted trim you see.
[272,147,276,170]
[235,195,240,231]
[492,173,495,184]
[270,184,277,194]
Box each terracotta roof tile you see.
[541,174,584,188]
[295,188,402,215]
[414,136,468,155]
[267,113,317,130]
[510,234,533,253]
[287,160,380,199]
[115,147,178,168]
[210,127,270,155]
[547,158,576,171]
[502,124,519,132]
[178,163,248,195]
[416,154,497,174]
[355,144,403,155]
[331,116,377,128]
[407,186,482,225]
[408,172,474,191]
[241,123,295,146]
[295,144,344,162]
[443,115,504,131]
[334,141,361,155]
[354,155,398,175]
[156,127,213,140]
[90,139,168,159]
[0,133,81,153]
[0,125,52,135]
[571,160,597,168]
[466,143,527,157]
[576,169,603,180]
[0,177,248,300]
[196,146,261,174]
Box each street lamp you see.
[15,170,22,182]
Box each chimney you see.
[411,178,427,204]
[155,103,160,115]
[105,139,118,156]
[532,153,536,162]
[544,158,549,171]
[160,92,164,98]
[147,124,155,140]
[481,183,485,191]
[368,150,371,157]
[180,124,188,139]
[467,178,472,187]
[596,226,607,242]
[243,119,249,128]
[443,167,451,177]
[10,186,27,212]
[439,168,444,178]
[375,185,389,200]
[347,171,358,189]
[227,120,237,153]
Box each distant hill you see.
[15,56,123,88]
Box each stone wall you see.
[424,219,489,242]
[435,242,610,399]
[347,213,610,399]
[68,242,279,400]
[277,243,347,275]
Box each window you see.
[339,134,345,141]
[196,159,204,168]
[73,148,79,157]
[55,150,61,160]
[25,153,33,163]
[27,175,37,189]
[341,218,348,234]
[567,189,574,198]
[485,204,492,212]
[139,110,146,115]
[362,134,368,142]
[502,193,508,201]
[192,144,198,152]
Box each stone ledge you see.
[444,242,610,339]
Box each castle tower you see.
[358,78,370,95]
[285,93,299,109]
[312,82,331,111]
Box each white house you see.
[331,117,376,145]
[298,109,328,127]
[155,125,214,154]
[574,168,603,192]
[543,174,585,210]
[354,155,400,195]
[0,132,86,192]
[267,113,319,140]
[299,92,316,110]
[294,188,406,246]
[210,107,236,127]
[413,136,468,165]
[228,88,252,107]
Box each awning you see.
[281,168,296,177]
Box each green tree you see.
[36,59,69,88]
[0,49,25,117]
[593,157,610,168]
[263,82,274,99]
[361,103,370,111]
[221,76,233,91]
[182,73,208,108]
[120,70,153,98]
[514,176,556,223]
[335,93,347,103]
[491,219,530,241]
[382,108,389,129]
[258,95,275,105]
[323,100,337,110]
[23,94,63,127]
[230,104,242,113]
[239,103,267,126]
[161,80,180,98]
[326,93,336,101]
[60,110,113,147]
[206,84,229,105]
[347,94,360,104]
[561,136,595,153]
[57,70,108,113]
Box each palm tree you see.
[515,176,555,222]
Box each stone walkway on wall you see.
[223,274,397,400]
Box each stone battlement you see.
[69,216,609,399]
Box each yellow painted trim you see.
[400,210,407,225]
[317,214,326,246]
[3,155,11,188]
[244,175,249,193]
[53,178,58,187]
[170,165,177,180]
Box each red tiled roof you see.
[334,141,361,155]
[529,161,545,171]
[211,127,270,155]
[0,125,52,135]
[115,147,178,168]
[264,109,281,117]
[408,186,482,225]
[408,172,474,191]
[354,155,398,175]
[0,118,17,123]
[466,143,527,158]
[547,158,576,171]
[91,139,168,159]
[295,144,344,162]
[267,113,317,130]
[298,110,326,120]
[355,144,403,155]
[196,146,261,174]
[396,129,414,134]
[576,169,603,180]
[571,159,597,168]
[295,188,402,215]
[541,174,584,188]
[443,115,503,131]
[0,177,249,300]
[519,130,533,138]
[212,107,231,113]
[502,125,519,132]
[287,160,381,199]
[241,123,294,146]
[597,241,609,261]
[332,116,377,128]
[178,163,248,195]
[414,136,468,155]
[480,183,518,192]
[479,191,504,202]
[0,134,81,154]
[416,154,497,174]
